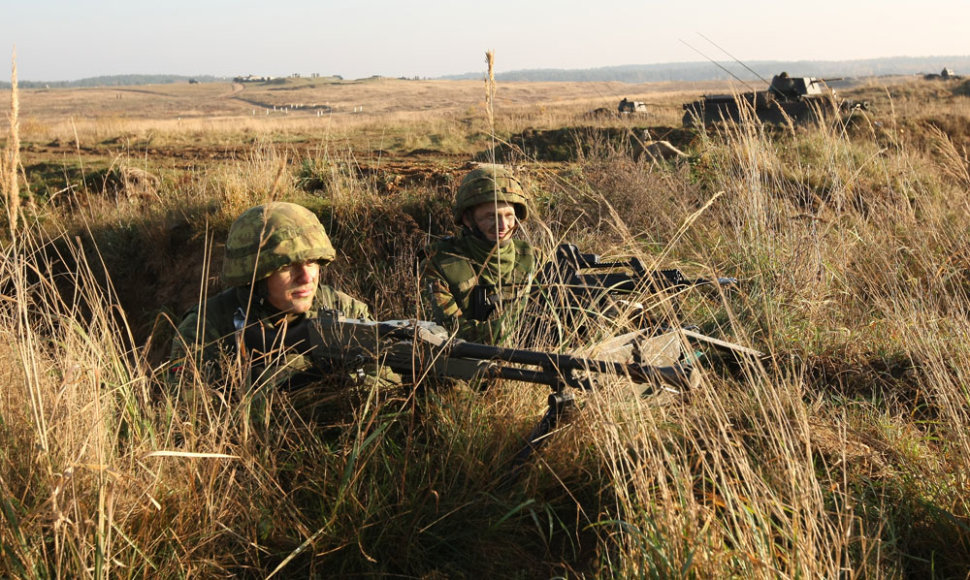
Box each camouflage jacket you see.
[421,232,538,345]
[169,284,371,388]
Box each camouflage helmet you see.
[222,202,336,287]
[453,164,529,225]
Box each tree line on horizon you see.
[0,74,225,89]
[2,55,969,88]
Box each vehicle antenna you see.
[698,33,772,86]
[679,39,757,92]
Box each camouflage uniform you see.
[421,165,538,345]
[169,202,376,390]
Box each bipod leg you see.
[501,391,576,488]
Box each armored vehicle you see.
[682,73,841,128]
[618,98,647,114]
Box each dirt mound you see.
[482,126,696,162]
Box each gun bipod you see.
[503,389,577,487]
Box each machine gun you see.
[539,242,736,298]
[469,244,735,330]
[303,317,692,390]
[246,315,696,472]
[519,243,737,342]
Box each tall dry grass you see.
[3,51,20,235]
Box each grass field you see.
[2,73,970,578]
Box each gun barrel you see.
[448,339,691,389]
[450,339,618,374]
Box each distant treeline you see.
[441,56,970,83]
[3,56,970,89]
[0,74,226,89]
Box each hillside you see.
[443,55,970,82]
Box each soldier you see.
[169,201,377,390]
[421,164,538,345]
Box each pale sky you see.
[1,0,966,81]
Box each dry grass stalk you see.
[929,124,970,188]
[485,49,496,151]
[4,49,19,235]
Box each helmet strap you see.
[252,279,269,307]
[464,223,490,242]
[253,280,285,318]
[460,211,487,242]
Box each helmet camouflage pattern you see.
[454,164,529,224]
[222,202,336,287]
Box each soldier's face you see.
[265,260,320,313]
[465,201,517,245]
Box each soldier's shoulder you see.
[177,288,238,326]
[172,287,241,349]
[426,235,458,254]
[423,236,467,267]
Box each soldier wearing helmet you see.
[169,202,373,387]
[420,164,538,345]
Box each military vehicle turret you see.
[682,72,846,128]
